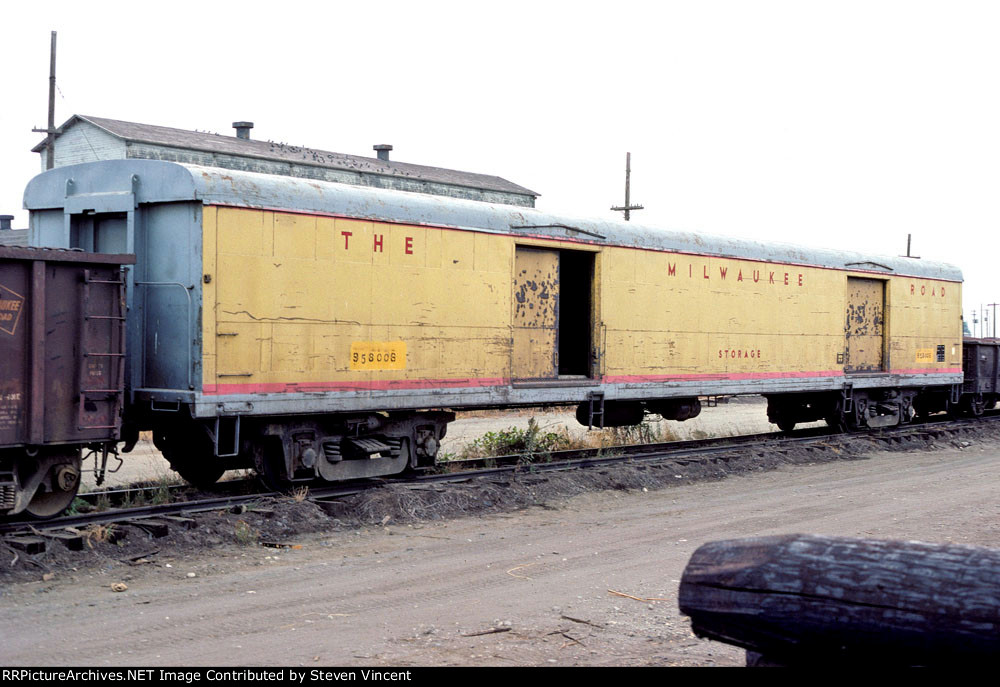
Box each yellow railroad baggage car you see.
[24,160,964,487]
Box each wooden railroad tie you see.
[678,533,1000,667]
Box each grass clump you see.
[597,419,675,447]
[234,520,259,546]
[83,523,119,547]
[459,418,574,462]
[65,497,91,516]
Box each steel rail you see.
[4,413,994,539]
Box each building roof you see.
[0,230,29,247]
[32,115,539,198]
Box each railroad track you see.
[3,413,994,553]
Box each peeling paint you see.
[845,278,885,373]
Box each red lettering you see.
[757,349,761,358]
[941,287,945,297]
[753,270,760,283]
[737,270,743,282]
[405,236,413,254]
[668,263,676,277]
[932,287,936,296]
[798,274,803,287]
[784,273,789,285]
[769,272,775,284]
[719,350,723,358]
[374,234,384,252]
[703,265,710,279]
[341,231,352,249]
[737,350,743,358]
[689,264,693,278]
[921,285,925,295]
[719,266,728,280]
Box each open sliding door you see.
[512,246,595,381]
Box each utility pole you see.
[902,233,920,258]
[31,32,57,170]
[990,303,999,338]
[611,152,644,221]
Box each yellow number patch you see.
[915,348,935,364]
[350,341,406,370]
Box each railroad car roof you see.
[24,159,962,282]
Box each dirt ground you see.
[3,421,999,667]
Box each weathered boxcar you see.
[22,160,964,487]
[0,245,132,516]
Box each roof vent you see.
[0,215,13,231]
[373,144,393,162]
[233,121,254,140]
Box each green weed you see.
[459,418,573,463]
[234,520,259,546]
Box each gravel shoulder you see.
[3,426,999,667]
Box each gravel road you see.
[3,435,999,667]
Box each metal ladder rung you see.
[78,267,127,433]
[587,392,605,430]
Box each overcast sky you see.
[3,1,998,332]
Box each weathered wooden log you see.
[678,534,1000,666]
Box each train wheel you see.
[253,437,288,492]
[20,455,82,519]
[155,423,226,489]
[846,398,868,431]
[824,398,847,432]
[776,419,796,432]
[169,456,227,490]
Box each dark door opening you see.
[557,250,594,377]
[512,246,596,381]
[70,212,128,253]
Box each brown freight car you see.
[0,246,133,517]
[960,338,1000,415]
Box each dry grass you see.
[291,486,310,503]
[442,416,680,462]
[83,524,117,547]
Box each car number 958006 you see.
[350,341,407,370]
